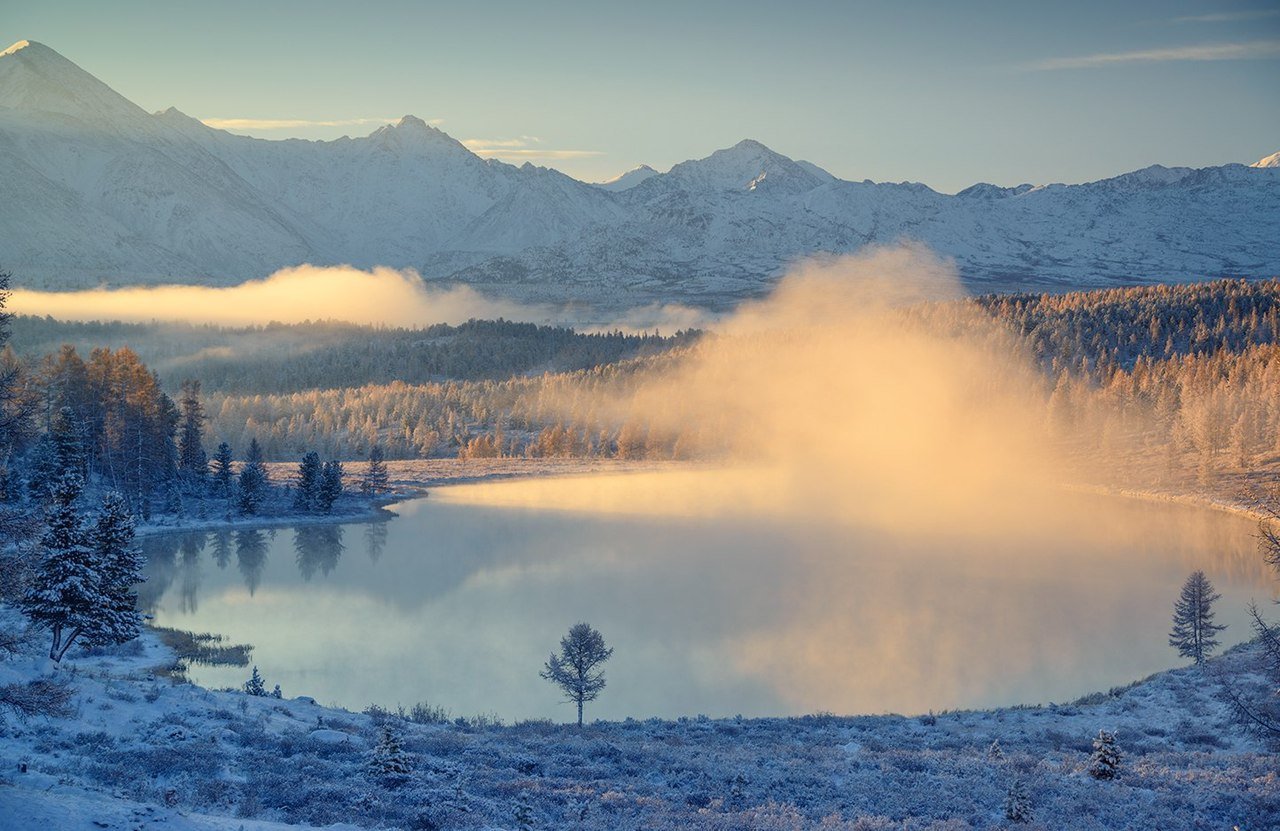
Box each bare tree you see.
[540,622,613,726]
[1168,570,1225,664]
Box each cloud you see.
[463,135,604,161]
[201,116,443,131]
[1172,10,1280,23]
[1028,38,1280,70]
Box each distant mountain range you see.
[1,39,1277,308]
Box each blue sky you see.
[6,0,1278,192]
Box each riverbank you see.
[0,616,1273,830]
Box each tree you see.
[244,665,267,696]
[176,379,208,486]
[368,724,412,787]
[361,444,389,495]
[238,440,269,515]
[211,442,234,500]
[1088,729,1121,780]
[85,491,144,649]
[1003,776,1032,823]
[318,459,343,514]
[1168,570,1225,664]
[540,622,613,726]
[20,474,99,661]
[292,451,321,512]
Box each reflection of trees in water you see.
[295,524,345,581]
[236,529,269,595]
[178,532,207,613]
[211,530,232,569]
[137,535,179,614]
[365,521,388,563]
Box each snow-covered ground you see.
[1,607,1274,830]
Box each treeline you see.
[9,316,701,395]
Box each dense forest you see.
[8,317,700,395]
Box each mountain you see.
[1,40,1277,308]
[595,165,658,192]
[1253,151,1280,169]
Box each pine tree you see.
[360,444,389,495]
[987,739,1004,760]
[292,452,321,513]
[177,380,208,485]
[50,406,86,478]
[1003,777,1032,823]
[20,474,100,662]
[368,724,412,786]
[1169,570,1225,664]
[238,440,269,516]
[1088,729,1121,780]
[318,460,343,514]
[244,665,266,696]
[25,436,58,503]
[83,491,145,649]
[211,442,234,500]
[513,793,534,831]
[540,622,613,726]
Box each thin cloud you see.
[1172,10,1280,23]
[201,116,443,131]
[1028,39,1280,70]
[463,135,603,160]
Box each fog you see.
[8,264,713,333]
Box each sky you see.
[4,0,1279,193]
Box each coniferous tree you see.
[318,460,343,514]
[24,436,58,503]
[293,451,321,513]
[540,622,613,726]
[1169,570,1225,664]
[238,439,269,516]
[49,406,85,479]
[85,491,144,648]
[361,444,389,495]
[211,442,234,500]
[20,474,99,662]
[1088,729,1121,780]
[368,724,412,787]
[176,379,208,487]
[244,665,266,696]
[1003,777,1032,823]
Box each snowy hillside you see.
[1,39,1278,306]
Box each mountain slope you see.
[0,40,1277,307]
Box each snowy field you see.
[0,609,1274,831]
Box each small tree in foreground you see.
[1003,776,1032,823]
[1088,729,1121,780]
[1169,570,1225,664]
[361,444,389,495]
[368,724,412,787]
[244,666,266,696]
[540,622,613,726]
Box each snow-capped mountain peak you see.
[1253,151,1280,169]
[1,39,32,56]
[0,39,146,125]
[595,164,659,191]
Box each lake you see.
[141,472,1276,722]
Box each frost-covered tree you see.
[368,724,412,787]
[1168,570,1225,664]
[84,491,144,649]
[361,444,389,495]
[987,739,1004,760]
[211,441,234,500]
[50,406,86,479]
[513,793,534,831]
[244,665,267,696]
[540,622,613,726]
[1003,776,1032,823]
[21,474,99,661]
[318,460,343,514]
[1088,729,1121,780]
[238,440,269,515]
[293,451,321,512]
[176,380,207,486]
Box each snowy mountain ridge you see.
[1,39,1278,308]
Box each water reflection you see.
[143,484,1278,721]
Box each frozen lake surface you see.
[142,472,1272,721]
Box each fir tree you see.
[84,491,145,649]
[211,442,234,500]
[25,436,58,503]
[368,724,412,787]
[177,380,208,483]
[987,739,1004,760]
[238,440,269,516]
[1003,777,1032,823]
[513,793,534,831]
[361,444,389,495]
[244,665,266,696]
[1169,570,1225,664]
[20,474,99,662]
[292,451,321,513]
[540,622,613,726]
[50,406,86,479]
[318,460,344,514]
[1088,729,1121,780]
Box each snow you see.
[1,40,31,57]
[1,41,1277,303]
[1253,150,1280,169]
